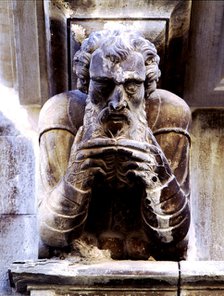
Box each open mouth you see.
[98,110,130,137]
[107,113,127,122]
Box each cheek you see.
[88,83,103,105]
[129,86,145,107]
[88,84,110,111]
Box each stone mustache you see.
[38,30,191,260]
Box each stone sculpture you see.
[38,29,191,260]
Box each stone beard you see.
[38,29,191,261]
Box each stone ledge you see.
[9,260,178,295]
[180,261,224,295]
[10,260,224,295]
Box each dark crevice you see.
[178,261,181,296]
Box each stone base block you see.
[0,215,38,295]
[9,260,224,295]
[180,261,224,295]
[9,260,179,295]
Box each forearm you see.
[38,130,91,247]
[38,179,90,247]
[141,131,190,244]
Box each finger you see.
[76,138,117,150]
[117,147,155,163]
[80,158,109,172]
[77,138,159,154]
[117,139,151,152]
[66,166,107,190]
[76,166,107,178]
[75,146,117,160]
[122,160,155,172]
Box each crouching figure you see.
[38,29,191,260]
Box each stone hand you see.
[68,137,160,187]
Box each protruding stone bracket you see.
[9,260,178,295]
[9,260,224,295]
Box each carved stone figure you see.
[38,30,191,260]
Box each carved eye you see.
[90,79,115,104]
[96,79,114,93]
[124,81,142,95]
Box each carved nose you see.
[109,100,127,111]
[108,87,127,111]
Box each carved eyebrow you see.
[91,77,112,82]
[115,72,145,84]
[124,78,144,83]
[115,77,145,85]
[91,76,144,84]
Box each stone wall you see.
[0,87,39,295]
[0,0,45,294]
[189,109,224,260]
[0,0,15,87]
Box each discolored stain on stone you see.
[192,109,224,130]
[0,136,36,215]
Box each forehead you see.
[90,49,146,83]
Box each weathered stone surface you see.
[31,291,55,296]
[12,0,48,105]
[184,1,224,107]
[0,215,38,295]
[0,136,35,214]
[0,0,15,88]
[189,109,224,260]
[30,289,175,296]
[180,261,224,295]
[11,260,224,295]
[181,291,224,296]
[9,260,179,295]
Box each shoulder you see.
[39,90,87,136]
[146,89,191,131]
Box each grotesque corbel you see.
[38,30,191,260]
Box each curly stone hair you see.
[73,29,161,96]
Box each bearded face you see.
[38,31,190,260]
[72,49,154,191]
[81,49,149,142]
